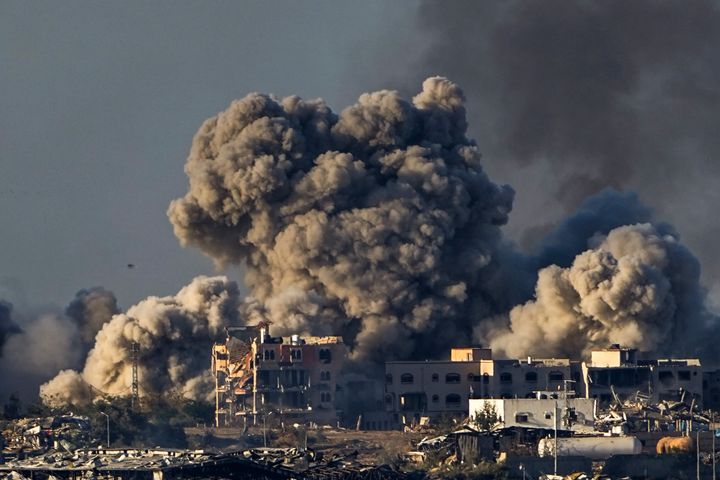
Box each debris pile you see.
[1,415,92,456]
[0,446,409,480]
[595,394,711,433]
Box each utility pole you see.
[131,342,139,409]
[554,400,558,476]
[713,411,717,480]
[100,412,110,448]
[698,430,701,480]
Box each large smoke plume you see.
[41,276,240,407]
[23,75,720,407]
[413,0,720,290]
[168,77,515,361]
[168,78,718,364]
[482,223,716,359]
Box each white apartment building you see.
[469,391,596,433]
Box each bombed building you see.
[383,344,706,429]
[212,324,347,426]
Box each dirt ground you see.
[185,426,426,464]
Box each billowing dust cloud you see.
[33,78,720,407]
[481,223,715,359]
[168,77,514,361]
[40,276,240,407]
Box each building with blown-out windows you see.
[384,344,705,429]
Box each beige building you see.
[490,357,582,399]
[384,348,491,425]
[580,346,703,406]
[385,344,705,428]
[211,324,347,426]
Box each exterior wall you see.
[385,361,482,424]
[591,348,637,367]
[582,359,703,407]
[212,327,347,426]
[451,348,492,362]
[651,360,702,404]
[489,359,577,399]
[469,397,596,433]
[254,338,346,423]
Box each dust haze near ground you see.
[40,275,240,407]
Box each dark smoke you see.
[534,189,658,268]
[0,301,21,357]
[414,0,720,288]
[65,287,119,351]
[169,77,515,361]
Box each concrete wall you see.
[385,361,481,421]
[469,398,596,433]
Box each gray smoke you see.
[0,311,84,401]
[534,188,658,268]
[481,223,717,359]
[414,0,720,287]
[41,275,240,407]
[65,287,119,352]
[0,288,118,402]
[169,77,514,361]
[0,301,21,358]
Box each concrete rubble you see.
[0,446,409,480]
[1,415,92,457]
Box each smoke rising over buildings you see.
[414,0,720,290]
[0,301,21,358]
[168,77,718,368]
[0,288,119,401]
[168,77,515,362]
[2,74,717,407]
[482,223,716,359]
[40,275,240,407]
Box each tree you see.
[472,402,498,431]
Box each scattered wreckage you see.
[1,415,92,457]
[0,446,410,480]
[594,387,712,433]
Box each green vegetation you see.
[16,394,215,448]
[471,402,498,431]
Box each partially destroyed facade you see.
[211,324,347,426]
[385,344,707,428]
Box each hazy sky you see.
[0,1,422,311]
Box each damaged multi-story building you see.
[211,324,347,427]
[383,344,706,429]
